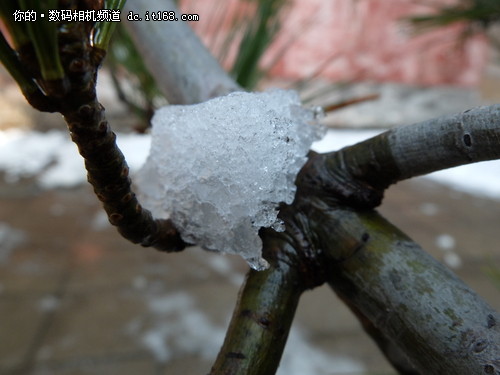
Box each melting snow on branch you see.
[137,90,323,270]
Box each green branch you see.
[319,208,500,374]
[210,229,305,375]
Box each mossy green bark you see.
[210,231,303,375]
[322,209,500,374]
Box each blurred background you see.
[1,0,500,374]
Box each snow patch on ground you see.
[131,291,363,374]
[0,129,149,188]
[128,292,226,363]
[0,222,26,263]
[38,294,61,312]
[205,254,245,286]
[1,127,500,201]
[0,129,72,184]
[279,328,364,375]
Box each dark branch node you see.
[240,309,272,330]
[296,132,401,211]
[259,317,272,329]
[69,58,88,73]
[463,133,472,147]
[472,339,488,353]
[226,352,246,360]
[487,314,497,329]
[120,192,134,204]
[77,104,94,118]
[109,213,123,225]
[483,364,495,374]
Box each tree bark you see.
[337,295,421,375]
[120,11,500,372]
[6,4,500,374]
[123,0,241,105]
[305,201,500,374]
[299,105,500,209]
[209,229,305,375]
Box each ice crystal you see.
[137,90,323,270]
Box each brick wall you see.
[181,0,488,87]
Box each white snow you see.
[0,222,25,263]
[132,292,226,363]
[435,234,456,250]
[205,254,245,286]
[278,328,364,375]
[0,128,150,188]
[2,113,500,277]
[0,129,73,184]
[131,290,364,374]
[2,127,500,202]
[311,129,382,153]
[425,161,500,199]
[419,202,439,216]
[137,90,323,270]
[435,234,462,270]
[38,294,61,312]
[443,252,463,269]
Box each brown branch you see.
[16,9,187,253]
[61,99,186,252]
[323,93,380,113]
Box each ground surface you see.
[1,176,500,375]
[1,66,500,374]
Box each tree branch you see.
[5,3,500,373]
[333,287,421,375]
[123,0,241,105]
[390,105,500,179]
[4,6,188,253]
[61,98,186,252]
[298,105,500,208]
[303,200,500,374]
[54,20,187,252]
[210,229,306,375]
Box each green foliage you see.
[230,0,288,89]
[93,0,127,50]
[0,0,125,101]
[0,1,30,47]
[106,24,165,128]
[19,0,63,80]
[411,0,500,31]
[0,0,63,89]
[108,0,290,124]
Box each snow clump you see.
[137,89,323,270]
